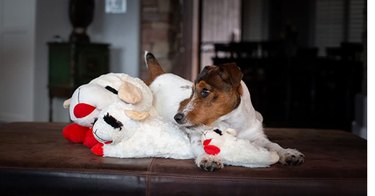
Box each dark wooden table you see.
[0,122,366,195]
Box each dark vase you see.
[69,0,95,43]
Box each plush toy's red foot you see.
[91,143,104,156]
[62,123,89,143]
[83,128,99,148]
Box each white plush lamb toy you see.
[91,75,194,159]
[201,128,279,168]
[62,73,135,148]
[64,73,138,126]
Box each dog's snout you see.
[174,113,185,124]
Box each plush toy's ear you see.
[124,110,150,121]
[63,99,71,109]
[226,128,237,136]
[118,81,142,104]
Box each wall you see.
[140,0,181,80]
[34,0,70,122]
[315,0,345,55]
[200,0,241,68]
[141,0,172,71]
[0,0,36,121]
[241,0,268,41]
[140,0,200,81]
[90,0,140,76]
[34,0,140,122]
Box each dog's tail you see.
[144,51,165,85]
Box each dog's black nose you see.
[174,113,185,124]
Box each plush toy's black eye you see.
[105,86,118,94]
[200,88,210,98]
[103,113,123,131]
[213,129,222,135]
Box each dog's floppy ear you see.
[218,63,243,87]
[118,81,142,104]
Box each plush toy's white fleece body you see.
[202,129,279,168]
[219,136,279,168]
[95,102,194,159]
[91,74,193,159]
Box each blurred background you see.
[0,0,367,138]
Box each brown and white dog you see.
[145,52,304,171]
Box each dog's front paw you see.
[278,148,305,166]
[195,154,224,172]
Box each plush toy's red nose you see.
[203,139,220,155]
[203,139,212,146]
[73,103,96,118]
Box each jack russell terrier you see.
[145,52,304,171]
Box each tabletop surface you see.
[0,122,367,180]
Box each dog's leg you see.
[195,154,224,172]
[189,133,224,172]
[189,133,205,156]
[253,136,305,165]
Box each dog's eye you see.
[200,88,210,98]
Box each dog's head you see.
[174,63,243,127]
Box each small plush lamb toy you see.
[62,73,135,148]
[201,128,279,168]
[91,75,194,159]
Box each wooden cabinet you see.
[48,42,110,121]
